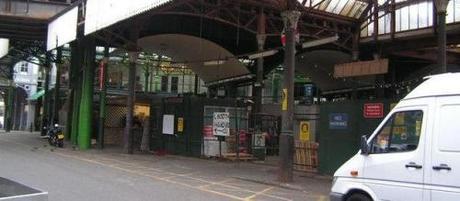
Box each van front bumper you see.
[330,192,344,201]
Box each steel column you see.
[124,51,138,154]
[41,53,51,136]
[53,48,62,124]
[77,38,95,150]
[437,12,447,73]
[435,0,449,73]
[279,7,300,183]
[5,85,14,132]
[98,46,109,149]
[254,10,266,114]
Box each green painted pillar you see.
[77,40,95,150]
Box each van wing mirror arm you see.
[360,135,370,155]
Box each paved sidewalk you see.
[0,131,331,201]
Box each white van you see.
[330,73,460,201]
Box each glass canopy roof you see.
[298,0,369,18]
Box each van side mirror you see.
[360,135,370,155]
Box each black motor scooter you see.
[47,124,64,148]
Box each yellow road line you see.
[317,195,327,201]
[244,187,275,201]
[54,152,246,201]
[0,138,295,201]
[198,178,234,189]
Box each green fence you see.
[318,100,397,175]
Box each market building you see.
[0,0,459,179]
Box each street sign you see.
[364,103,384,118]
[329,113,348,130]
[213,112,230,136]
[253,133,265,147]
[299,121,310,141]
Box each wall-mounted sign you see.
[213,112,230,136]
[282,89,288,111]
[162,114,175,135]
[299,121,310,141]
[334,59,389,78]
[0,38,9,58]
[177,117,184,132]
[329,113,348,130]
[364,103,384,118]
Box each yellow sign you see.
[282,89,288,111]
[177,117,184,132]
[299,121,310,141]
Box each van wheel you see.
[346,193,372,201]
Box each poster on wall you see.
[299,121,310,141]
[213,112,230,136]
[162,114,175,135]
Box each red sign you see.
[203,125,215,140]
[364,103,384,118]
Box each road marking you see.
[317,195,327,201]
[244,187,274,201]
[0,137,297,201]
[198,178,234,189]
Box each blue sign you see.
[329,113,348,130]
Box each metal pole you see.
[98,46,109,149]
[70,42,82,145]
[194,74,199,95]
[236,100,240,161]
[435,0,449,73]
[123,24,140,154]
[65,42,78,141]
[279,7,300,183]
[437,11,447,73]
[255,10,266,114]
[124,51,138,154]
[5,85,14,132]
[144,66,150,92]
[53,48,62,124]
[41,53,51,136]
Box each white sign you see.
[162,114,174,135]
[0,38,8,58]
[253,133,265,147]
[213,112,230,136]
[84,0,173,35]
[47,7,78,51]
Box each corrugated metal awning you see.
[84,0,174,35]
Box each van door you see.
[430,97,460,200]
[363,106,427,201]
